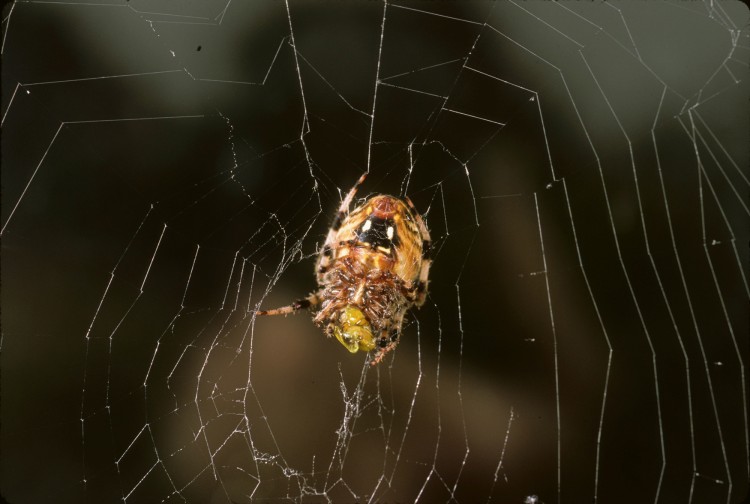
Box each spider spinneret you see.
[256,173,431,365]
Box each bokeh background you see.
[2,1,748,503]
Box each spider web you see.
[2,1,749,503]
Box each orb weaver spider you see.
[257,173,431,365]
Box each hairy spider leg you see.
[256,293,321,317]
[367,305,408,366]
[258,173,368,317]
[371,338,399,366]
[404,196,432,307]
[316,172,368,281]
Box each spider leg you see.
[370,346,388,365]
[371,339,399,366]
[256,292,321,317]
[414,261,431,307]
[404,196,432,307]
[333,172,368,231]
[370,311,405,366]
[316,172,368,281]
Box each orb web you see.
[1,1,748,503]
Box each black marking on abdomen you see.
[357,216,399,250]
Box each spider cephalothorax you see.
[257,173,431,365]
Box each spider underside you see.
[257,173,431,365]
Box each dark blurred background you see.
[2,1,748,503]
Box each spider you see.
[257,173,431,365]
